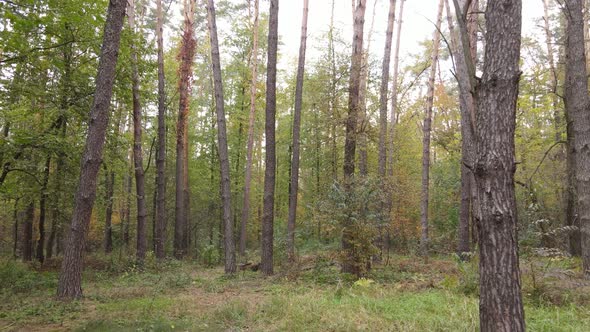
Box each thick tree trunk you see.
[127,0,147,263]
[419,0,444,256]
[564,0,590,278]
[36,157,51,263]
[22,202,34,262]
[56,0,126,300]
[474,0,525,330]
[174,0,196,259]
[207,0,236,274]
[287,0,309,262]
[104,171,114,253]
[446,0,478,259]
[261,0,279,276]
[154,0,167,260]
[240,0,259,257]
[342,0,367,276]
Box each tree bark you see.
[475,0,525,329]
[446,0,478,259]
[207,0,236,274]
[127,0,148,263]
[240,0,260,257]
[286,0,309,262]
[36,157,50,263]
[154,0,167,260]
[261,0,279,276]
[419,0,444,257]
[378,0,396,179]
[387,0,405,178]
[342,0,367,276]
[174,0,196,259]
[104,170,114,253]
[564,0,590,278]
[56,0,126,300]
[21,202,34,262]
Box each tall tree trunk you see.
[240,0,260,257]
[261,0,279,276]
[419,0,444,257]
[447,0,478,259]
[342,0,367,276]
[104,170,114,253]
[127,0,147,263]
[475,0,525,329]
[207,0,236,274]
[13,199,19,259]
[154,0,167,260]
[357,0,377,176]
[56,0,126,300]
[286,0,309,262]
[175,0,196,259]
[564,0,590,278]
[378,0,396,179]
[36,157,51,263]
[387,0,405,178]
[21,202,34,262]
[329,0,339,181]
[585,0,590,74]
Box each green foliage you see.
[0,260,56,294]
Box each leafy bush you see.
[0,260,56,294]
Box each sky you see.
[276,0,546,69]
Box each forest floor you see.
[1,252,589,331]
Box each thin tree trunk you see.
[175,0,196,259]
[206,0,236,274]
[13,199,19,259]
[240,0,260,257]
[57,0,126,300]
[387,0,405,178]
[475,0,525,329]
[329,0,339,181]
[342,0,367,276]
[378,0,396,178]
[419,0,444,257]
[446,0,477,259]
[564,0,590,278]
[127,0,148,263]
[104,171,114,253]
[286,0,309,262]
[22,202,34,262]
[261,0,279,276]
[36,157,50,263]
[154,0,167,260]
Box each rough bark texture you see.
[174,0,196,259]
[57,0,126,300]
[378,0,396,178]
[341,0,367,276]
[261,0,279,276]
[36,157,51,263]
[447,0,478,259]
[287,0,309,262]
[564,0,590,277]
[127,0,147,263]
[207,0,236,274]
[154,0,167,260]
[419,0,444,256]
[475,0,525,330]
[22,202,34,262]
[240,0,259,257]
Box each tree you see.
[474,0,525,329]
[240,0,260,257]
[446,0,478,259]
[57,0,127,300]
[207,0,236,274]
[564,0,590,278]
[175,0,196,259]
[419,0,444,256]
[154,0,167,260]
[387,0,405,178]
[261,0,279,276]
[287,0,309,262]
[127,0,147,263]
[342,0,367,276]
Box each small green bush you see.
[0,260,56,294]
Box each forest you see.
[1,0,590,330]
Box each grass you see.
[0,254,589,331]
